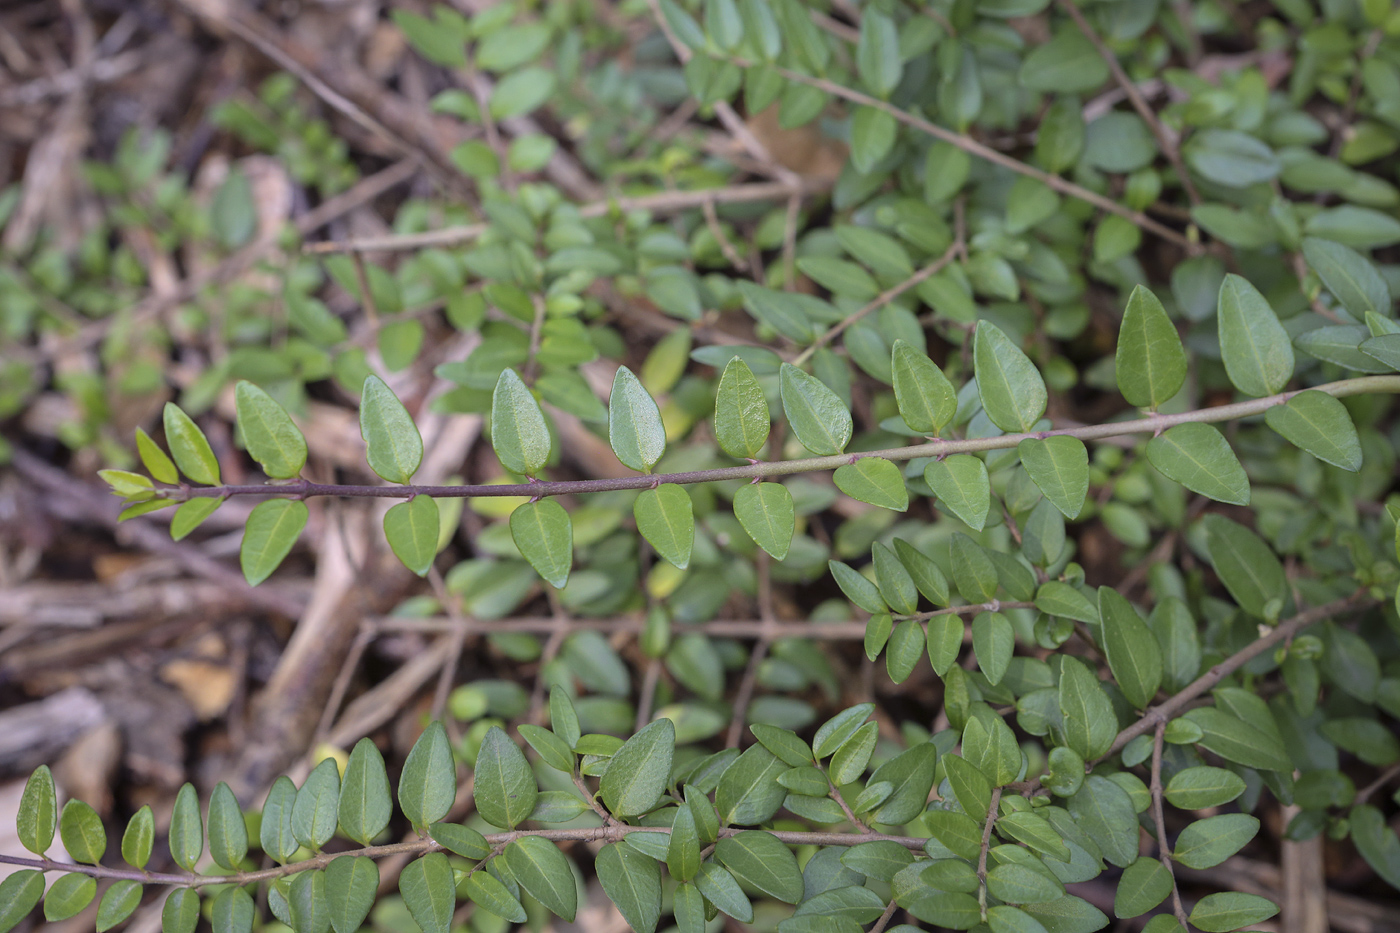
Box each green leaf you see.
[988,905,1052,933]
[240,498,308,586]
[60,799,106,864]
[610,366,666,473]
[972,611,1014,686]
[873,542,918,614]
[385,495,440,577]
[210,885,254,933]
[135,426,178,484]
[294,758,340,851]
[324,857,378,933]
[974,322,1047,433]
[96,880,143,933]
[400,852,455,933]
[17,766,56,856]
[894,539,949,608]
[1183,129,1280,187]
[780,363,852,455]
[490,66,556,118]
[1265,389,1362,471]
[208,782,248,870]
[1067,775,1139,868]
[260,777,298,863]
[289,870,331,933]
[118,805,153,870]
[428,823,490,860]
[1164,766,1246,809]
[634,484,694,569]
[667,805,702,882]
[885,619,925,684]
[169,783,203,870]
[950,534,998,603]
[506,836,578,920]
[715,357,771,459]
[235,381,307,479]
[339,737,392,845]
[163,403,220,485]
[510,498,573,588]
[1202,514,1286,619]
[518,724,575,774]
[464,868,526,923]
[1189,893,1278,932]
[750,724,813,767]
[891,339,956,435]
[834,458,908,511]
[1035,582,1098,624]
[1019,29,1108,93]
[1018,436,1088,519]
[716,744,787,826]
[160,888,200,933]
[0,871,43,933]
[1351,804,1400,890]
[360,375,422,484]
[734,482,794,559]
[870,743,938,825]
[1183,707,1291,771]
[491,369,551,476]
[926,809,983,861]
[600,718,675,817]
[44,873,96,922]
[1302,237,1389,320]
[598,842,663,933]
[737,281,814,344]
[987,862,1064,905]
[926,614,962,676]
[1174,814,1260,869]
[925,455,991,530]
[1146,422,1250,506]
[963,712,1021,786]
[943,753,993,821]
[829,560,886,614]
[1217,274,1293,397]
[1116,285,1186,409]
[903,890,982,928]
[399,722,455,829]
[1098,587,1162,709]
[716,831,803,904]
[1058,658,1117,760]
[856,7,901,96]
[171,497,223,541]
[1114,857,1172,918]
[696,861,753,922]
[475,726,537,829]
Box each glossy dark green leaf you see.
[1202,514,1285,619]
[464,868,527,923]
[17,766,56,856]
[1174,814,1260,869]
[399,722,455,828]
[510,498,572,587]
[714,357,770,459]
[1116,285,1186,409]
[210,885,254,933]
[1018,436,1088,519]
[475,726,537,829]
[506,836,578,920]
[43,873,95,922]
[600,718,675,817]
[716,831,803,904]
[339,737,392,845]
[360,375,422,484]
[400,852,455,933]
[598,842,663,933]
[610,366,666,473]
[294,758,340,851]
[974,322,1046,433]
[1019,29,1107,92]
[834,458,908,511]
[1058,657,1117,760]
[207,782,247,870]
[235,381,307,478]
[1218,274,1293,397]
[1265,389,1362,471]
[491,369,551,476]
[780,363,852,455]
[924,455,991,530]
[1114,857,1172,918]
[384,494,439,577]
[891,339,956,435]
[59,799,105,865]
[240,498,308,586]
[734,482,794,559]
[634,484,694,569]
[163,403,221,485]
[160,888,199,933]
[1098,587,1162,709]
[1189,893,1278,932]
[1146,422,1250,506]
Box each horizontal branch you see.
[176,376,1400,502]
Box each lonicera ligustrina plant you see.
[5,0,1400,932]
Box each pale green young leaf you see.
[339,737,393,845]
[634,484,694,569]
[1265,389,1362,471]
[491,369,551,476]
[833,458,908,511]
[96,881,142,933]
[475,726,537,829]
[510,498,573,588]
[1217,274,1293,397]
[136,427,178,485]
[1146,422,1250,505]
[1018,436,1088,518]
[716,831,803,904]
[235,381,307,479]
[240,498,308,586]
[1098,587,1162,709]
[972,610,1013,686]
[17,766,56,856]
[59,799,105,865]
[1302,237,1389,320]
[601,718,675,816]
[598,842,664,933]
[1058,657,1117,760]
[399,722,455,828]
[891,339,956,435]
[734,482,794,559]
[609,366,666,473]
[1115,285,1186,409]
[780,363,852,455]
[43,874,95,922]
[163,403,221,485]
[463,869,526,923]
[974,321,1047,433]
[161,888,200,933]
[1189,893,1278,932]
[293,758,340,851]
[1202,514,1286,619]
[714,357,770,459]
[171,497,223,541]
[360,375,422,484]
[384,495,439,577]
[924,454,991,530]
[400,853,455,933]
[856,8,901,97]
[506,836,578,920]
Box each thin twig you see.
[1151,721,1191,928]
[1356,762,1400,806]
[976,786,1004,915]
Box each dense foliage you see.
[4,0,1400,932]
